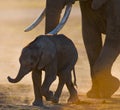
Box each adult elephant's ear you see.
[92,0,108,9]
[37,38,56,70]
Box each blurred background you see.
[0,0,120,94]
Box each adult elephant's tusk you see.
[47,3,72,35]
[24,9,46,32]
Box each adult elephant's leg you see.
[80,2,116,98]
[32,69,43,107]
[81,19,119,98]
[92,37,120,98]
[81,19,103,98]
[92,0,120,98]
[80,0,120,98]
[83,28,103,98]
[80,1,103,98]
[90,0,120,98]
[45,0,66,33]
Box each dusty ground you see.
[0,0,120,109]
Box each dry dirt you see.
[0,0,120,110]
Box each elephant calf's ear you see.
[92,0,108,9]
[37,48,56,70]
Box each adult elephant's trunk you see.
[45,1,74,34]
[24,0,72,34]
[7,67,30,83]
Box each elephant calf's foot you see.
[43,91,54,101]
[32,100,43,107]
[87,75,120,98]
[68,95,80,104]
[33,99,50,109]
[51,96,59,104]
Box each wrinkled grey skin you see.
[8,34,79,106]
[45,0,120,98]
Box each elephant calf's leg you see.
[65,72,79,103]
[41,64,57,101]
[41,74,56,101]
[52,75,65,103]
[32,70,43,107]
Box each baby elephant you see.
[8,34,79,107]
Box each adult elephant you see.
[25,0,120,98]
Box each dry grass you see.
[0,0,120,109]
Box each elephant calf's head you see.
[8,43,40,83]
[8,35,56,83]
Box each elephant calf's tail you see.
[73,67,78,88]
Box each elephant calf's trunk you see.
[8,76,18,83]
[7,67,30,83]
[7,76,22,83]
